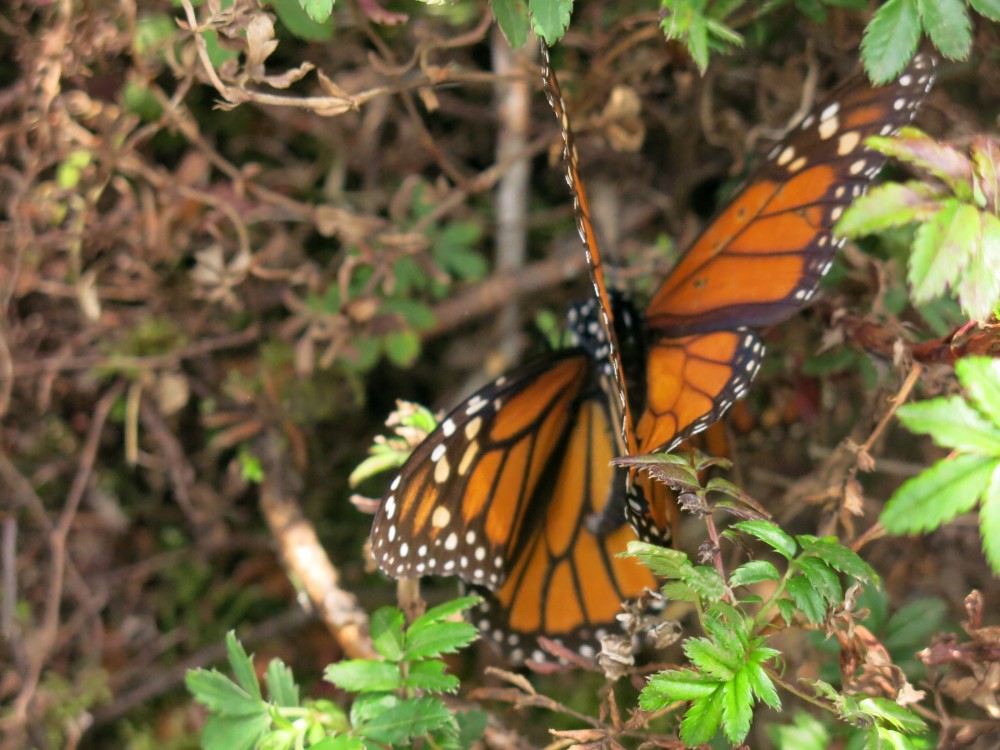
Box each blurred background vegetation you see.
[1,0,999,748]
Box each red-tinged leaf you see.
[957,211,1000,322]
[908,201,977,303]
[981,465,1000,575]
[835,181,945,237]
[861,0,921,83]
[882,454,995,533]
[972,135,1000,213]
[957,357,1000,429]
[867,130,974,197]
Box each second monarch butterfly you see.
[543,46,936,543]
[370,48,936,663]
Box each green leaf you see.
[265,659,299,708]
[786,574,827,624]
[981,465,1000,574]
[688,13,710,73]
[884,598,948,653]
[772,712,829,750]
[730,560,781,588]
[299,0,334,24]
[687,566,728,602]
[796,557,842,606]
[491,0,530,47]
[324,660,402,692]
[370,607,406,661]
[721,669,753,743]
[684,637,739,681]
[909,201,977,303]
[641,669,720,708]
[970,0,1000,20]
[226,632,262,701]
[409,595,482,632]
[271,0,335,40]
[957,212,1000,323]
[679,686,725,747]
[404,660,460,693]
[405,621,479,660]
[797,536,878,584]
[456,710,489,749]
[917,0,971,60]
[186,669,263,716]
[745,661,781,710]
[383,330,421,368]
[858,696,927,732]
[622,541,694,578]
[777,598,796,625]
[835,181,945,237]
[867,131,973,195]
[972,136,1000,212]
[899,395,1000,454]
[732,520,797,559]
[201,714,271,750]
[528,0,572,45]
[861,0,921,83]
[308,735,364,750]
[358,696,453,745]
[350,692,398,728]
[882,453,996,533]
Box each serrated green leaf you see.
[733,520,797,559]
[772,712,829,750]
[918,0,971,60]
[299,0,334,24]
[687,565,727,602]
[970,0,1000,20]
[491,0,530,47]
[684,637,739,681]
[909,200,976,302]
[529,0,572,45]
[623,540,694,578]
[308,735,364,750]
[835,181,945,237]
[359,696,452,745]
[796,557,842,606]
[201,713,271,750]
[679,686,725,747]
[796,536,878,584]
[265,658,299,707]
[226,632,262,701]
[884,598,948,652]
[957,213,1000,322]
[746,661,782,710]
[688,13,710,73]
[641,669,719,708]
[404,660,460,693]
[859,696,927,732]
[786,574,827,623]
[882,453,996,533]
[868,131,973,195]
[730,560,781,587]
[350,692,398,728]
[186,669,264,716]
[409,595,482,632]
[861,0,921,83]
[662,581,701,602]
[324,660,402,692]
[776,598,796,625]
[370,607,405,661]
[896,396,1000,455]
[981,465,1000,574]
[721,668,753,743]
[405,621,478,660]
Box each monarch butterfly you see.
[370,50,936,663]
[543,46,936,543]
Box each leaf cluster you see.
[838,131,1000,324]
[186,596,485,750]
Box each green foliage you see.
[187,598,483,749]
[491,0,529,48]
[862,0,998,81]
[837,131,1000,324]
[658,0,744,74]
[349,401,438,487]
[625,522,886,744]
[272,0,335,39]
[882,357,1000,574]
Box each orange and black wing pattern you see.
[370,338,656,662]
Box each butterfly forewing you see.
[645,53,937,336]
